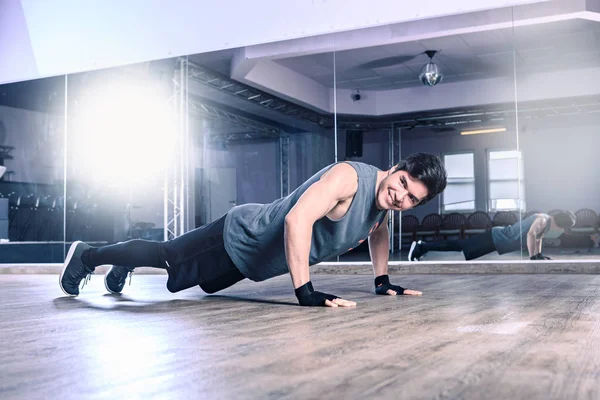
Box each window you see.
[488,150,525,211]
[443,152,475,212]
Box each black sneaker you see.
[408,240,426,261]
[104,265,135,294]
[59,241,94,296]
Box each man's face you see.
[377,169,429,211]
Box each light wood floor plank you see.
[1,274,600,399]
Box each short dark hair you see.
[394,152,447,206]
[553,210,576,229]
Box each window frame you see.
[442,150,476,213]
[486,148,526,212]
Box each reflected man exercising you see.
[408,211,576,261]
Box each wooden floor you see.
[2,273,600,399]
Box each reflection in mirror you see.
[324,17,523,263]
[53,45,341,274]
[514,18,600,261]
[61,47,339,262]
[0,76,66,263]
[185,49,337,229]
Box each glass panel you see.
[443,153,475,212]
[329,10,520,263]
[513,15,600,260]
[488,149,525,214]
[445,185,475,208]
[335,122,393,262]
[0,76,66,263]
[490,181,520,200]
[186,48,336,252]
[66,66,174,253]
[445,153,474,177]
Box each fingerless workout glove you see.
[295,281,339,306]
[374,274,405,295]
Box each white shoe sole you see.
[104,265,120,294]
[59,241,83,297]
[408,241,417,262]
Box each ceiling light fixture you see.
[461,127,507,136]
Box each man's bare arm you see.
[284,163,358,307]
[527,215,547,257]
[368,216,422,296]
[368,213,390,278]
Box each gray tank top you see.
[492,213,550,254]
[223,162,388,281]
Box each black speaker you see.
[346,130,363,158]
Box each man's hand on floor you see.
[375,274,422,296]
[325,298,357,307]
[295,281,357,307]
[387,288,423,296]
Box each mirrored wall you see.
[331,9,521,262]
[1,6,598,264]
[0,76,66,262]
[512,18,600,261]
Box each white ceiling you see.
[269,19,600,90]
[189,49,237,77]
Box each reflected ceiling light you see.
[419,50,443,87]
[461,127,507,135]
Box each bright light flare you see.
[74,82,176,185]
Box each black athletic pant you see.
[82,214,245,293]
[422,230,497,261]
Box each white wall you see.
[1,0,549,84]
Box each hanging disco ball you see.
[419,50,444,87]
[419,62,443,86]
